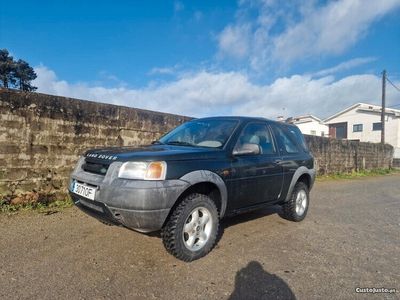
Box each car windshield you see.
[158,119,238,148]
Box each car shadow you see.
[229,261,296,300]
[149,205,282,243]
[222,205,281,228]
[215,205,282,245]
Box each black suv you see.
[69,117,315,261]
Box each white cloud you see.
[273,0,400,64]
[148,66,178,76]
[174,1,184,12]
[98,71,122,83]
[234,74,398,119]
[33,65,400,120]
[218,0,400,69]
[218,24,251,59]
[312,57,377,77]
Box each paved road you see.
[1,174,399,300]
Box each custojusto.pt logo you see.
[355,287,397,294]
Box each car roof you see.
[193,116,300,128]
[194,116,274,123]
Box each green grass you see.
[0,197,74,214]
[317,168,399,181]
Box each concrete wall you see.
[393,158,400,168]
[0,89,190,200]
[0,89,394,201]
[305,135,393,174]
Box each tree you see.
[0,49,16,88]
[14,59,37,91]
[0,49,37,91]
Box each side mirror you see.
[232,143,260,156]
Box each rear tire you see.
[281,182,309,222]
[161,193,219,262]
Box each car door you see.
[270,124,309,200]
[228,122,284,210]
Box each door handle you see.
[274,159,282,164]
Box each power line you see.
[386,76,400,92]
[385,73,400,111]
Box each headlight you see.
[73,156,85,173]
[118,161,167,180]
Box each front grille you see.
[82,159,110,175]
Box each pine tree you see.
[14,59,37,91]
[0,49,16,88]
[0,49,37,91]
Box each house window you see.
[353,124,363,132]
[372,122,382,131]
[310,130,316,135]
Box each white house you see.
[286,115,329,137]
[324,103,400,158]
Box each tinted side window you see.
[234,123,276,155]
[287,126,308,152]
[272,125,302,154]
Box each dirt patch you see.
[0,174,399,299]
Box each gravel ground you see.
[0,174,399,300]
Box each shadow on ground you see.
[229,261,296,300]
[148,205,282,241]
[221,205,281,229]
[215,205,281,245]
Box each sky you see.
[1,0,400,119]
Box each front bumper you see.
[70,193,173,232]
[69,158,190,232]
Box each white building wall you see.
[325,107,400,157]
[396,120,400,158]
[295,120,329,136]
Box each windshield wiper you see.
[166,141,195,147]
[151,140,164,145]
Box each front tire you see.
[281,181,309,222]
[161,193,219,262]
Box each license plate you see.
[71,180,96,200]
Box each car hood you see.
[84,144,224,162]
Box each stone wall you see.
[393,158,400,168]
[305,135,393,174]
[0,89,190,200]
[0,89,394,201]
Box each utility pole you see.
[381,70,386,144]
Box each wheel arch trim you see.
[285,166,316,202]
[179,170,228,218]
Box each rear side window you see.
[287,126,308,152]
[272,125,308,154]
